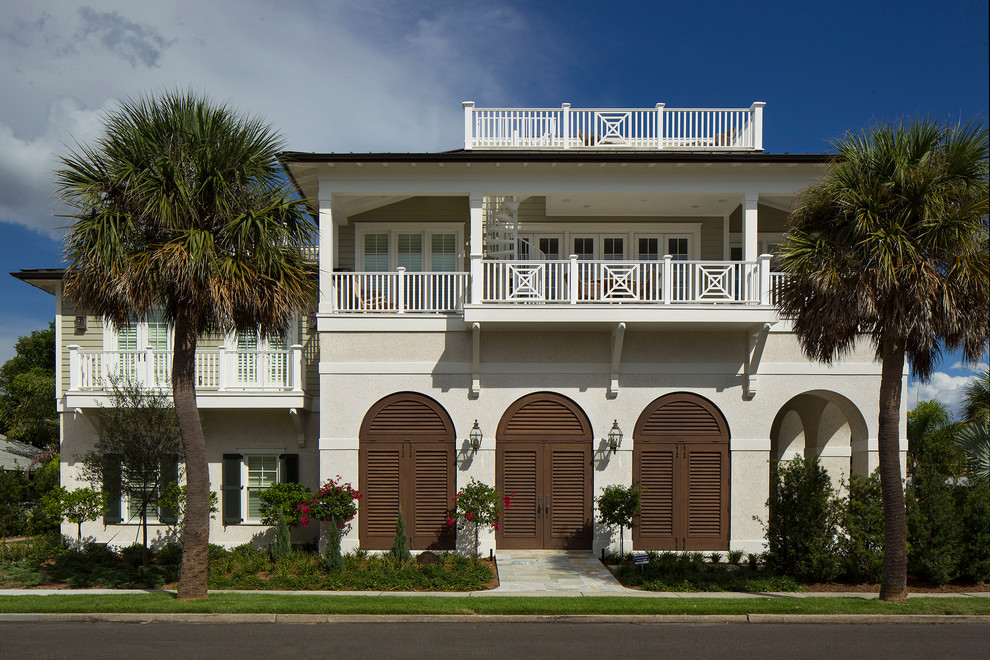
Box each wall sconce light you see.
[469,420,483,454]
[607,419,623,454]
[74,315,87,331]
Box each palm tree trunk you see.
[878,339,907,601]
[173,307,210,601]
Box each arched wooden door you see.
[496,393,593,550]
[359,392,455,550]
[633,393,730,551]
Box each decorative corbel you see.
[289,408,306,448]
[744,323,772,399]
[608,322,626,399]
[470,322,481,399]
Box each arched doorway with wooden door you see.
[496,392,593,550]
[359,392,456,550]
[633,392,730,551]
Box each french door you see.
[497,441,592,550]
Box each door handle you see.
[545,498,550,517]
[537,495,542,518]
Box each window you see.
[603,237,625,261]
[667,237,690,261]
[397,233,423,272]
[364,234,389,272]
[246,455,279,521]
[638,237,660,261]
[431,234,457,271]
[222,453,299,525]
[102,455,178,526]
[127,479,159,523]
[572,237,595,260]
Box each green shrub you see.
[958,480,990,582]
[841,471,884,582]
[270,513,292,561]
[157,541,182,566]
[727,549,744,564]
[258,483,312,526]
[708,552,723,564]
[906,469,963,585]
[762,456,842,582]
[390,505,412,563]
[322,517,345,573]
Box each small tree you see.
[78,378,182,556]
[157,483,218,539]
[270,512,292,561]
[596,483,644,558]
[259,483,313,527]
[390,505,412,563]
[42,486,104,546]
[841,472,885,582]
[297,476,361,571]
[448,478,511,559]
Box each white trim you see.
[354,222,465,272]
[65,391,306,409]
[241,452,284,524]
[54,282,63,398]
[730,438,772,451]
[317,315,464,333]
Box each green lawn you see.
[1,593,988,616]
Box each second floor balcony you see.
[65,345,305,408]
[328,257,787,327]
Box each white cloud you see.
[0,1,549,237]
[949,360,989,374]
[907,372,975,418]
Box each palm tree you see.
[958,370,990,482]
[961,369,989,426]
[777,118,989,601]
[56,90,316,600]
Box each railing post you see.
[471,256,483,304]
[290,344,303,392]
[144,346,154,388]
[656,103,665,150]
[217,347,227,391]
[396,267,406,314]
[562,103,571,149]
[662,255,672,303]
[463,101,475,150]
[750,102,765,151]
[759,254,772,305]
[568,254,579,303]
[68,345,80,391]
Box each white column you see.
[68,345,80,391]
[469,193,484,305]
[722,213,731,261]
[290,344,303,392]
[463,101,475,149]
[318,194,335,315]
[750,102,766,151]
[568,254,579,303]
[562,103,571,149]
[743,192,759,262]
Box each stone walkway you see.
[492,551,629,594]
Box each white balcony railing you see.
[331,269,468,313]
[482,256,771,305]
[327,258,779,312]
[463,102,765,151]
[67,346,304,393]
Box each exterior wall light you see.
[607,420,623,454]
[469,420,483,454]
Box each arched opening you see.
[633,392,730,551]
[770,390,869,490]
[359,392,456,550]
[496,392,593,550]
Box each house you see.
[14,102,907,554]
[0,434,43,472]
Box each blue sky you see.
[1,0,987,412]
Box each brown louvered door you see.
[409,441,455,549]
[498,442,542,548]
[546,443,593,549]
[634,444,677,550]
[683,443,728,550]
[360,441,402,549]
[497,442,592,550]
[360,440,454,550]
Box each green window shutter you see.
[103,455,122,524]
[158,455,180,524]
[279,454,299,484]
[222,454,243,525]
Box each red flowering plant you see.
[297,476,362,533]
[448,478,513,558]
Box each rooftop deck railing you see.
[463,102,765,151]
[67,346,304,393]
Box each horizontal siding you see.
[337,223,356,271]
[59,293,102,393]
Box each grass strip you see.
[0,594,988,616]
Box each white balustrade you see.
[464,102,764,151]
[71,348,297,393]
[769,271,789,306]
[331,271,468,313]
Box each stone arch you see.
[770,390,870,490]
